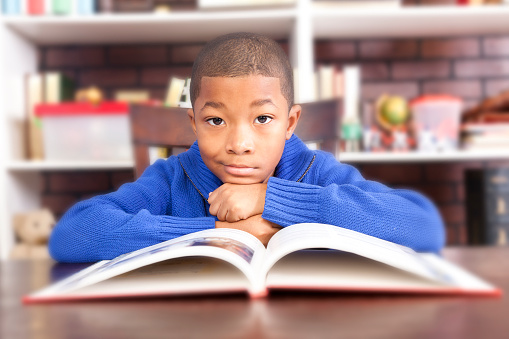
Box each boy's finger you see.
[208,200,218,216]
[226,211,240,223]
[217,207,227,221]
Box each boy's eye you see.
[206,117,224,126]
[255,116,272,124]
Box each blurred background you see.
[1,0,509,260]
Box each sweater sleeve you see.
[262,152,445,253]
[48,159,216,263]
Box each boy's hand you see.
[208,183,267,222]
[215,214,282,246]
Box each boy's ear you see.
[286,104,301,140]
[187,108,197,136]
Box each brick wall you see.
[40,170,134,219]
[38,36,509,245]
[315,36,509,110]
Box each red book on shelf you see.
[28,0,45,15]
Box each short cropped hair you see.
[190,32,294,110]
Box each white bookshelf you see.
[2,1,509,259]
[313,5,509,39]
[1,9,297,44]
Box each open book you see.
[24,223,500,303]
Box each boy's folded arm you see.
[48,160,215,263]
[262,154,445,253]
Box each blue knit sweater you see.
[49,135,445,263]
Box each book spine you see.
[27,0,46,15]
[77,0,95,15]
[2,0,22,14]
[466,168,509,245]
[52,0,72,15]
[44,0,52,14]
[484,169,509,245]
[318,64,335,101]
[26,73,46,160]
[465,170,485,245]
[98,0,114,12]
[115,0,154,12]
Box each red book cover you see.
[28,0,45,15]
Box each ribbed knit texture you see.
[49,135,445,263]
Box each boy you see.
[49,32,445,263]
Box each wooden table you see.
[1,247,507,339]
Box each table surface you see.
[1,247,508,339]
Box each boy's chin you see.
[222,177,265,185]
[219,174,272,185]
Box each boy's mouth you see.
[223,164,256,176]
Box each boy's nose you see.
[226,128,254,155]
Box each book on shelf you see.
[1,0,22,14]
[51,0,72,15]
[24,223,500,303]
[313,0,401,8]
[198,0,296,10]
[316,64,344,101]
[114,89,151,104]
[44,72,75,104]
[75,0,96,15]
[461,123,509,150]
[466,168,509,246]
[148,145,188,165]
[25,71,75,160]
[27,0,45,15]
[164,77,187,107]
[97,0,114,13]
[23,0,97,16]
[114,0,153,13]
[26,73,46,160]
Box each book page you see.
[41,257,252,300]
[30,228,266,299]
[266,250,496,294]
[263,223,457,285]
[266,250,448,292]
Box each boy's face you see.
[188,75,300,185]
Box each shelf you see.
[7,160,134,171]
[313,5,509,39]
[338,149,509,163]
[5,6,509,45]
[1,9,296,45]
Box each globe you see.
[381,96,409,125]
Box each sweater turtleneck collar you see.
[177,134,315,199]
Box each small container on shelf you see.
[410,95,463,153]
[34,102,133,162]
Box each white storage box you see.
[410,95,463,152]
[35,102,133,161]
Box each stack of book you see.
[313,0,401,9]
[461,123,509,151]
[25,72,75,160]
[2,0,96,15]
[1,0,198,15]
[466,168,509,246]
[197,0,296,9]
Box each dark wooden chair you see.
[129,99,342,178]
